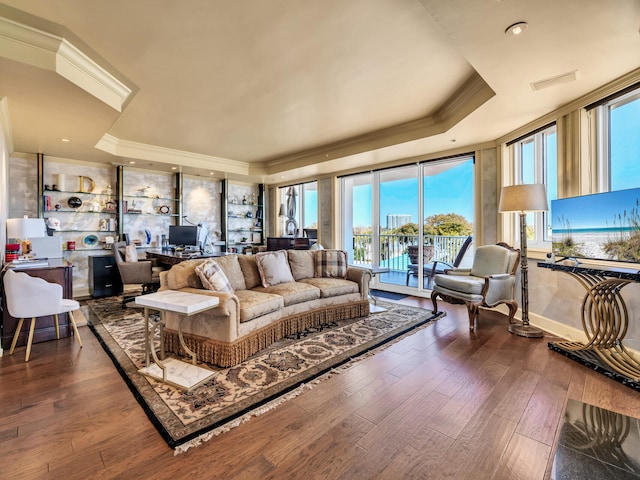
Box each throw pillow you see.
[195,260,234,293]
[255,250,294,287]
[124,244,138,262]
[287,250,316,280]
[315,249,348,278]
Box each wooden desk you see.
[145,250,227,268]
[1,259,73,349]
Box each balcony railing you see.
[351,234,470,272]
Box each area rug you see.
[85,296,444,453]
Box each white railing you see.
[351,234,469,271]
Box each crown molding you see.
[95,134,257,177]
[263,72,494,175]
[0,16,132,111]
[0,97,14,155]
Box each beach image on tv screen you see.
[551,187,640,262]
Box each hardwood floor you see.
[1,297,639,479]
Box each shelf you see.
[123,194,176,202]
[44,189,115,197]
[64,248,113,253]
[55,229,117,233]
[44,210,116,214]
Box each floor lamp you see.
[499,184,548,338]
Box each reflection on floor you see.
[552,399,640,479]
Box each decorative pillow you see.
[195,260,234,292]
[255,250,294,287]
[287,250,316,280]
[315,249,348,278]
[124,244,138,262]
[237,255,262,289]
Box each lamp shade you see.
[278,204,287,217]
[499,184,548,213]
[6,217,46,239]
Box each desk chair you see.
[5,269,82,361]
[112,242,161,307]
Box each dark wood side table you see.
[1,259,73,349]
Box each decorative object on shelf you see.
[46,217,61,231]
[158,205,171,214]
[242,195,247,204]
[137,185,151,196]
[67,196,82,209]
[104,200,117,212]
[246,211,253,218]
[52,184,59,191]
[54,202,62,211]
[79,175,95,193]
[100,219,109,231]
[55,173,67,191]
[145,229,152,245]
[67,241,76,251]
[83,234,99,248]
[499,183,548,338]
[104,185,112,195]
[87,199,101,212]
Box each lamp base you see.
[508,322,544,338]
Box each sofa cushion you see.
[315,249,348,278]
[195,260,233,293]
[287,249,316,280]
[299,277,359,298]
[234,289,284,322]
[253,281,320,306]
[238,255,262,289]
[211,255,247,291]
[255,250,295,287]
[162,258,206,290]
[435,274,484,295]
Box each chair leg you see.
[54,314,60,339]
[467,303,479,331]
[9,317,25,355]
[430,290,439,314]
[67,311,83,348]
[505,301,518,324]
[25,317,37,362]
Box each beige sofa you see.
[159,249,372,367]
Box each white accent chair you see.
[4,269,83,361]
[431,243,520,331]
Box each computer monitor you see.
[168,225,200,248]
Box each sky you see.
[351,159,474,228]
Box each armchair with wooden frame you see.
[430,243,520,331]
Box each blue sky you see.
[352,159,474,228]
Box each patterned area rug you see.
[85,296,444,453]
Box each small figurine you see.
[242,195,247,205]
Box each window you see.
[278,181,317,236]
[595,87,640,192]
[512,124,557,243]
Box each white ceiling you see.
[0,0,638,183]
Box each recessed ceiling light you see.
[129,161,136,164]
[505,22,528,36]
[61,138,71,143]
[171,166,178,170]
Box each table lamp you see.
[499,184,548,338]
[6,216,47,257]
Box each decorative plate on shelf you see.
[158,205,170,214]
[83,234,99,248]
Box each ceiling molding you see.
[262,72,495,176]
[0,97,14,154]
[0,15,132,111]
[95,133,256,177]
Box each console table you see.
[538,262,640,383]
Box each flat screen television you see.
[551,186,640,262]
[168,225,200,248]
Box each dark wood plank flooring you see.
[1,297,639,479]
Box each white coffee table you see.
[135,290,219,391]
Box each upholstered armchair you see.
[431,243,520,331]
[112,241,161,306]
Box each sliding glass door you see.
[341,156,474,295]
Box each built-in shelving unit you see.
[221,180,264,253]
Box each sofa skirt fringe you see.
[164,300,371,367]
